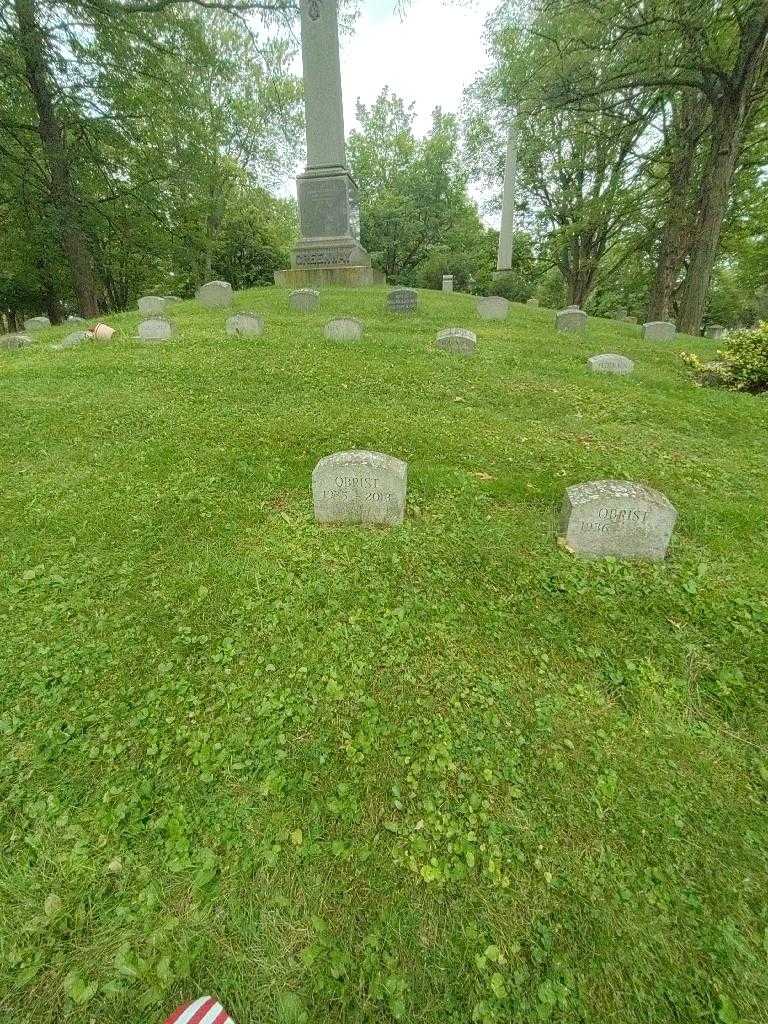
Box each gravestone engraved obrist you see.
[436,327,476,355]
[476,296,510,321]
[289,289,320,312]
[526,298,539,307]
[588,353,634,376]
[52,331,89,351]
[387,287,418,313]
[1,333,32,350]
[560,480,677,561]
[442,275,454,293]
[324,317,363,341]
[556,309,587,333]
[706,324,726,340]
[24,316,51,331]
[197,280,233,308]
[138,295,168,315]
[137,317,174,342]
[643,321,676,341]
[226,313,264,337]
[312,450,407,526]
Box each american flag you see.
[164,996,234,1024]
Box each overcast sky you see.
[283,0,500,222]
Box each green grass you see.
[1,287,767,1024]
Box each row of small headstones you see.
[312,452,677,562]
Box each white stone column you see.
[496,117,518,273]
[300,0,346,171]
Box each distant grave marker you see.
[66,315,86,323]
[24,316,50,331]
[588,353,634,375]
[560,480,677,561]
[289,289,320,313]
[643,321,676,341]
[226,313,264,337]
[52,331,89,351]
[137,317,174,342]
[436,327,476,355]
[442,275,454,293]
[197,280,233,308]
[623,316,638,324]
[556,309,587,333]
[1,333,32,350]
[476,296,509,320]
[312,450,407,526]
[706,324,726,340]
[387,287,418,313]
[138,295,168,315]
[324,317,363,341]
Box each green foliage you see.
[683,321,768,393]
[1,287,767,1024]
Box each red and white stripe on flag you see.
[164,995,234,1024]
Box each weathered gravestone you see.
[612,308,628,320]
[67,315,86,323]
[556,309,587,333]
[312,450,407,526]
[289,289,320,313]
[1,333,32,350]
[52,331,89,351]
[588,353,634,376]
[138,295,168,315]
[442,275,454,293]
[560,480,677,561]
[706,324,726,340]
[137,317,175,342]
[197,280,233,308]
[24,316,51,331]
[643,321,676,341]
[226,313,264,337]
[436,327,476,355]
[324,317,363,341]
[526,298,539,308]
[476,296,510,321]
[387,287,418,314]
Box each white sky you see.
[282,0,500,223]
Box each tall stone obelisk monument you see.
[275,0,383,287]
[495,117,518,275]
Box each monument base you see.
[274,266,386,288]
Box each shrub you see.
[682,321,768,393]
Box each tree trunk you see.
[14,0,101,316]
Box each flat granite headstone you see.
[138,295,168,315]
[52,331,89,351]
[137,317,174,342]
[24,316,51,332]
[1,333,32,350]
[436,327,476,355]
[476,296,510,320]
[556,309,587,333]
[526,298,539,307]
[289,289,320,313]
[643,321,676,341]
[442,275,454,294]
[197,280,233,308]
[588,353,634,375]
[324,317,363,341]
[560,480,677,561]
[226,312,264,337]
[312,450,407,526]
[706,324,726,340]
[387,287,418,313]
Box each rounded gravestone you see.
[138,295,168,315]
[137,317,174,342]
[588,354,634,376]
[476,296,510,321]
[67,315,86,323]
[559,480,677,562]
[197,280,233,308]
[52,331,89,351]
[705,324,726,340]
[436,327,476,355]
[24,316,51,332]
[556,309,587,333]
[442,275,454,293]
[226,312,264,337]
[289,289,320,313]
[312,451,407,527]
[324,317,363,341]
[387,287,418,314]
[643,321,676,341]
[1,333,33,350]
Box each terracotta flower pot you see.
[90,322,115,341]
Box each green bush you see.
[682,321,768,393]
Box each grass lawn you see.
[1,287,767,1024]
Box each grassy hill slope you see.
[1,287,767,1023]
